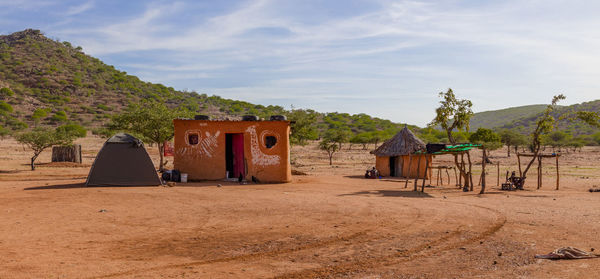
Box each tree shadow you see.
[339,190,433,198]
[343,175,412,183]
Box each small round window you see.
[265,136,277,148]
[188,133,199,145]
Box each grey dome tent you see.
[86,133,161,186]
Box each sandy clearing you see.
[1,136,600,278]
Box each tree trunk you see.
[328,152,333,165]
[507,144,511,157]
[31,152,41,171]
[158,144,165,171]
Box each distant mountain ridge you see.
[469,104,549,130]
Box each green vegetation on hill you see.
[469,104,548,130]
[0,29,409,144]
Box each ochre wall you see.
[173,120,291,183]
[375,155,432,179]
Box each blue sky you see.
[1,0,600,126]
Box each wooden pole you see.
[497,162,500,187]
[422,155,429,192]
[538,156,542,189]
[517,154,522,177]
[446,168,451,186]
[404,154,412,188]
[453,167,458,187]
[480,147,486,194]
[467,151,474,191]
[556,155,560,190]
[414,155,422,191]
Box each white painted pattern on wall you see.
[246,126,280,166]
[177,130,220,158]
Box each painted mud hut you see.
[173,116,291,183]
[371,126,432,179]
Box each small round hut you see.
[371,126,432,178]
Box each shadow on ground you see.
[339,189,433,198]
[24,183,88,190]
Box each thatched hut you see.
[371,126,432,178]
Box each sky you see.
[1,0,600,126]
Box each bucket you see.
[180,173,188,183]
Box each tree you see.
[429,88,473,144]
[323,128,352,150]
[350,132,371,150]
[31,108,49,125]
[286,108,318,145]
[499,130,523,157]
[16,127,73,170]
[319,139,339,165]
[469,128,502,194]
[108,101,190,171]
[430,88,474,191]
[521,95,565,183]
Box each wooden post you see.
[446,168,451,186]
[480,147,486,194]
[538,156,542,189]
[555,155,560,190]
[404,154,412,188]
[467,151,474,191]
[422,155,429,192]
[453,167,458,187]
[414,155,422,191]
[497,162,500,187]
[517,154,522,177]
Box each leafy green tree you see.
[31,108,49,125]
[16,127,74,170]
[499,130,523,157]
[350,132,371,150]
[429,88,473,144]
[323,128,352,150]
[286,108,318,145]
[108,101,191,171]
[56,124,87,139]
[521,95,565,182]
[319,138,339,166]
[469,128,502,194]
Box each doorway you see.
[226,133,245,179]
[389,156,396,177]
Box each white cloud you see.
[65,1,94,16]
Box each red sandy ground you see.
[1,136,600,278]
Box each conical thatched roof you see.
[371,126,425,157]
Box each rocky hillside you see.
[0,29,404,136]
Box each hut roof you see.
[371,126,425,157]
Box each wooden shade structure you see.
[516,153,560,190]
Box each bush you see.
[0,87,14,98]
[50,110,68,123]
[0,100,13,113]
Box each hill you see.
[469,104,548,130]
[0,29,410,139]
[499,100,600,135]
